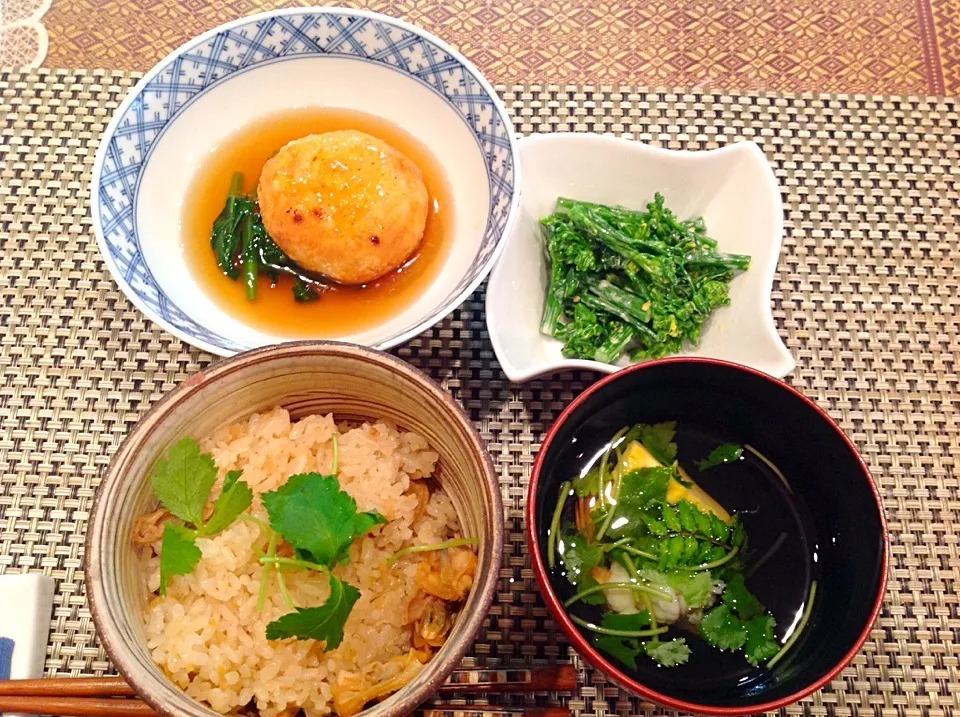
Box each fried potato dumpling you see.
[258,130,429,284]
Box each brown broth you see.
[181,108,453,337]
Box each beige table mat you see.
[0,68,958,716]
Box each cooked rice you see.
[137,407,462,717]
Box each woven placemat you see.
[1,68,958,716]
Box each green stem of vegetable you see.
[568,204,667,257]
[593,322,639,365]
[241,216,258,300]
[331,432,339,475]
[595,427,630,541]
[744,444,792,494]
[556,198,662,234]
[563,581,672,608]
[275,567,296,610]
[619,551,670,611]
[547,481,571,568]
[640,593,658,631]
[766,581,818,668]
[387,537,480,565]
[596,453,611,513]
[570,614,669,638]
[674,544,741,572]
[595,426,629,515]
[260,556,330,574]
[614,443,626,474]
[617,544,659,561]
[238,514,270,532]
[540,253,567,336]
[582,277,658,338]
[686,251,751,271]
[228,171,243,196]
[256,530,279,612]
[620,552,641,581]
[617,552,649,613]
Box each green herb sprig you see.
[147,433,386,649]
[150,437,253,594]
[696,443,744,471]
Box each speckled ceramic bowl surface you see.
[85,341,503,717]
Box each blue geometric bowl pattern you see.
[92,8,518,355]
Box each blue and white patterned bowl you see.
[91,7,519,355]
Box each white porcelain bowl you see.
[485,134,795,382]
[91,7,519,356]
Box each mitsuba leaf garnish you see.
[696,443,744,471]
[589,612,660,670]
[604,467,672,540]
[722,573,765,620]
[151,437,218,526]
[638,422,677,465]
[601,611,652,631]
[699,604,747,650]
[203,470,254,536]
[643,637,691,667]
[221,469,243,494]
[149,439,253,595]
[592,635,641,669]
[639,569,714,609]
[670,462,692,487]
[260,468,390,644]
[265,574,360,647]
[158,523,201,595]
[261,473,387,566]
[572,466,601,497]
[561,533,605,586]
[743,614,779,666]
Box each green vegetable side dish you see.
[539,195,751,363]
[209,171,322,303]
[144,434,478,648]
[550,422,816,670]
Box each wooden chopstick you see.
[0,665,577,717]
[0,696,155,716]
[0,698,571,717]
[0,665,576,698]
[0,675,136,697]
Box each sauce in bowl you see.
[181,108,454,337]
